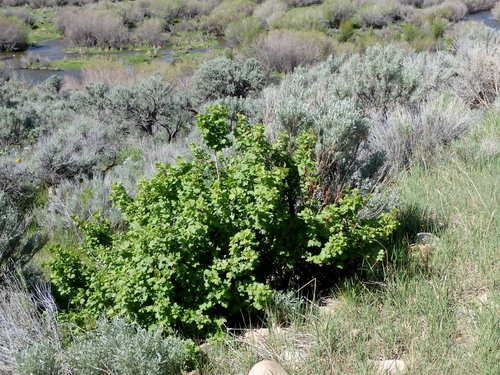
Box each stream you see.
[464,9,500,30]
[0,37,212,85]
[1,10,498,85]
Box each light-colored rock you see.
[248,360,288,375]
[374,359,407,374]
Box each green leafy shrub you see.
[49,106,398,337]
[338,18,358,42]
[192,57,265,103]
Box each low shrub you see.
[255,30,333,72]
[322,0,356,28]
[282,0,322,6]
[71,76,194,139]
[38,175,127,241]
[192,57,265,103]
[0,273,60,373]
[270,5,327,31]
[333,44,439,113]
[32,116,120,185]
[225,17,264,47]
[462,0,497,12]
[15,317,197,375]
[369,94,476,175]
[49,106,398,337]
[493,1,500,21]
[132,18,167,47]
[201,0,255,35]
[0,15,28,51]
[63,318,196,375]
[0,191,44,269]
[254,0,288,25]
[435,0,467,21]
[452,37,500,107]
[56,9,129,49]
[1,8,34,26]
[261,62,380,196]
[357,0,401,28]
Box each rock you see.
[248,360,288,375]
[374,359,407,374]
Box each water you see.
[464,10,500,30]
[0,37,213,85]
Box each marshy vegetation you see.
[0,0,499,374]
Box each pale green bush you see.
[192,57,265,103]
[261,63,375,194]
[0,273,60,373]
[32,116,120,184]
[333,44,450,113]
[72,76,194,139]
[63,318,195,375]
[369,93,476,174]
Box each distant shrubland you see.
[0,0,499,374]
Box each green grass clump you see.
[28,9,60,44]
[49,58,85,70]
[168,30,219,50]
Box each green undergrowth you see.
[202,111,500,374]
[27,8,60,44]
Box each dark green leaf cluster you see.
[49,106,398,337]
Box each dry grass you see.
[0,272,60,373]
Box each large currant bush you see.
[49,106,397,337]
